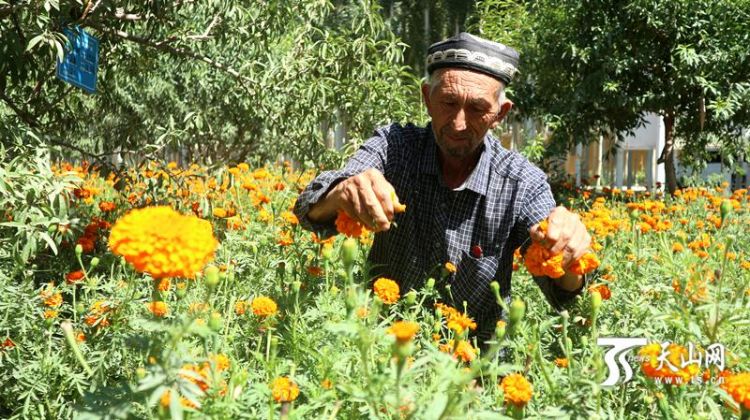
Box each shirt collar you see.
[420,124,493,196]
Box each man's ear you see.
[421,83,432,117]
[490,99,513,129]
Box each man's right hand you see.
[308,169,397,232]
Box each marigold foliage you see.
[108,206,218,279]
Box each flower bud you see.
[629,209,640,222]
[322,246,334,261]
[330,285,340,296]
[405,290,417,305]
[208,312,223,331]
[591,290,602,314]
[341,238,358,266]
[509,298,525,324]
[495,320,506,340]
[292,281,301,293]
[425,278,435,291]
[490,281,500,294]
[75,244,83,256]
[136,367,147,380]
[90,257,100,268]
[204,265,220,290]
[76,302,86,315]
[720,199,732,223]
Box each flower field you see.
[1,157,749,419]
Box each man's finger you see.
[359,185,389,231]
[530,224,546,243]
[371,181,395,221]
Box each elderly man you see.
[293,33,592,345]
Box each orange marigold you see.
[146,301,168,317]
[554,358,569,368]
[373,278,400,305]
[66,270,85,285]
[500,373,533,407]
[271,377,300,403]
[235,300,248,315]
[588,284,611,300]
[251,296,278,317]
[639,343,701,385]
[335,211,369,238]
[98,201,116,212]
[568,252,600,275]
[720,372,750,410]
[108,206,218,279]
[523,242,566,278]
[388,320,420,344]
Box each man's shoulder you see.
[485,136,548,185]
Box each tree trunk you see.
[659,110,678,195]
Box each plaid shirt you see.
[293,123,585,344]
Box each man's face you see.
[422,69,511,160]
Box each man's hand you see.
[308,169,397,232]
[529,206,592,290]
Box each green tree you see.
[2,1,421,167]
[473,0,750,193]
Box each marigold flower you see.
[76,236,96,254]
[66,270,85,284]
[277,231,294,246]
[156,278,171,292]
[391,190,406,213]
[146,301,168,317]
[84,300,114,328]
[41,288,62,307]
[720,372,750,410]
[335,211,370,238]
[639,343,700,384]
[108,206,218,279]
[212,207,228,218]
[209,353,231,371]
[588,284,611,300]
[98,201,116,212]
[388,320,420,344]
[444,262,457,274]
[500,373,533,407]
[43,309,58,319]
[434,303,478,334]
[235,300,248,315]
[251,296,278,317]
[281,211,299,225]
[321,378,333,389]
[554,358,569,368]
[452,340,476,362]
[523,243,566,278]
[271,377,300,403]
[568,252,600,275]
[373,278,400,305]
[1,338,14,349]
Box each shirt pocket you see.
[455,250,499,291]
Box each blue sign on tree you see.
[56,27,99,93]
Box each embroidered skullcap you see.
[426,32,519,84]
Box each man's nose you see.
[452,107,467,132]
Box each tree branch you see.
[85,23,254,90]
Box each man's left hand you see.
[530,206,592,272]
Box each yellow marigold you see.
[146,301,168,317]
[277,231,294,246]
[435,303,477,334]
[251,296,278,317]
[500,373,533,407]
[271,377,299,403]
[280,211,299,225]
[108,206,218,279]
[321,378,333,390]
[41,289,63,307]
[554,358,569,368]
[373,278,400,305]
[721,372,750,410]
[235,300,248,315]
[209,353,231,371]
[43,309,58,319]
[444,262,457,274]
[388,320,420,344]
[84,300,114,328]
[160,389,198,409]
[453,340,476,362]
[156,278,171,292]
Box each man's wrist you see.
[555,271,584,292]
